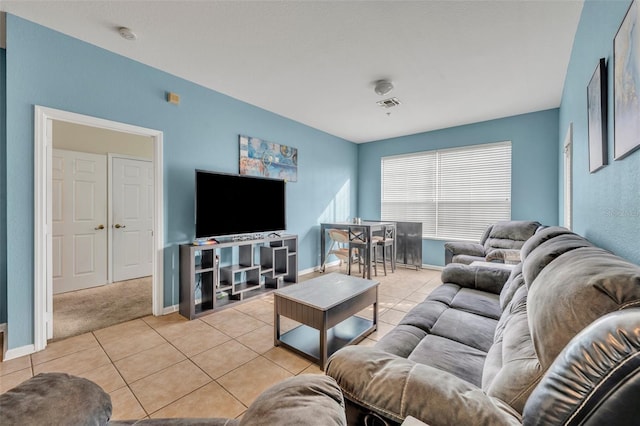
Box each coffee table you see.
[274,272,379,369]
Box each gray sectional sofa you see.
[3,227,639,425]
[327,226,640,425]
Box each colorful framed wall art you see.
[239,135,298,182]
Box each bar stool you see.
[348,226,377,278]
[322,229,351,273]
[372,225,396,276]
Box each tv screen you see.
[195,170,286,239]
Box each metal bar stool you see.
[372,225,396,276]
[348,226,377,278]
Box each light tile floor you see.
[0,266,441,421]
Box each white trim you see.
[0,323,7,361]
[422,264,444,271]
[33,106,165,354]
[563,123,573,230]
[34,108,49,349]
[5,344,36,361]
[310,261,340,273]
[107,154,114,284]
[162,305,179,315]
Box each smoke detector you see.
[376,97,401,108]
[118,27,137,41]
[374,80,394,96]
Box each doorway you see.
[34,106,164,352]
[51,146,154,339]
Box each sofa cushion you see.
[375,324,429,358]
[519,226,575,261]
[441,263,512,295]
[499,263,525,311]
[431,308,498,352]
[326,347,522,425]
[449,288,502,320]
[408,335,489,386]
[482,284,542,412]
[376,282,501,387]
[528,246,640,367]
[522,233,593,286]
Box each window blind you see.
[381,141,511,241]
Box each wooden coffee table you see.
[274,273,379,369]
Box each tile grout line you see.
[3,268,441,420]
[94,325,166,418]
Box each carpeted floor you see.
[52,276,152,341]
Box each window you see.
[381,141,512,241]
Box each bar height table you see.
[320,221,396,279]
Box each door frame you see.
[34,106,164,351]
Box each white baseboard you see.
[422,264,444,271]
[304,261,340,275]
[307,261,441,274]
[5,344,36,361]
[162,305,178,315]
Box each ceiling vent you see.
[376,97,401,108]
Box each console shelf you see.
[179,234,298,319]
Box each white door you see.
[112,157,154,282]
[52,149,108,294]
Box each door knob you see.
[94,224,105,230]
[114,224,126,229]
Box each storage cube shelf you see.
[179,234,298,319]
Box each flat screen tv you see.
[195,170,286,239]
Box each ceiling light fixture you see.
[118,27,137,41]
[374,80,394,96]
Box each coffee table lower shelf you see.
[277,316,375,365]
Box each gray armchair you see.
[444,220,541,265]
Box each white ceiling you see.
[1,1,583,143]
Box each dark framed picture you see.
[587,58,607,173]
[614,0,640,160]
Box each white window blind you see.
[381,141,512,241]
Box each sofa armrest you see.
[441,263,512,294]
[326,347,521,426]
[485,248,521,264]
[0,372,112,425]
[444,241,485,265]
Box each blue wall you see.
[4,15,357,349]
[1,47,6,325]
[358,109,560,266]
[559,0,640,265]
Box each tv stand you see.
[179,234,298,320]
